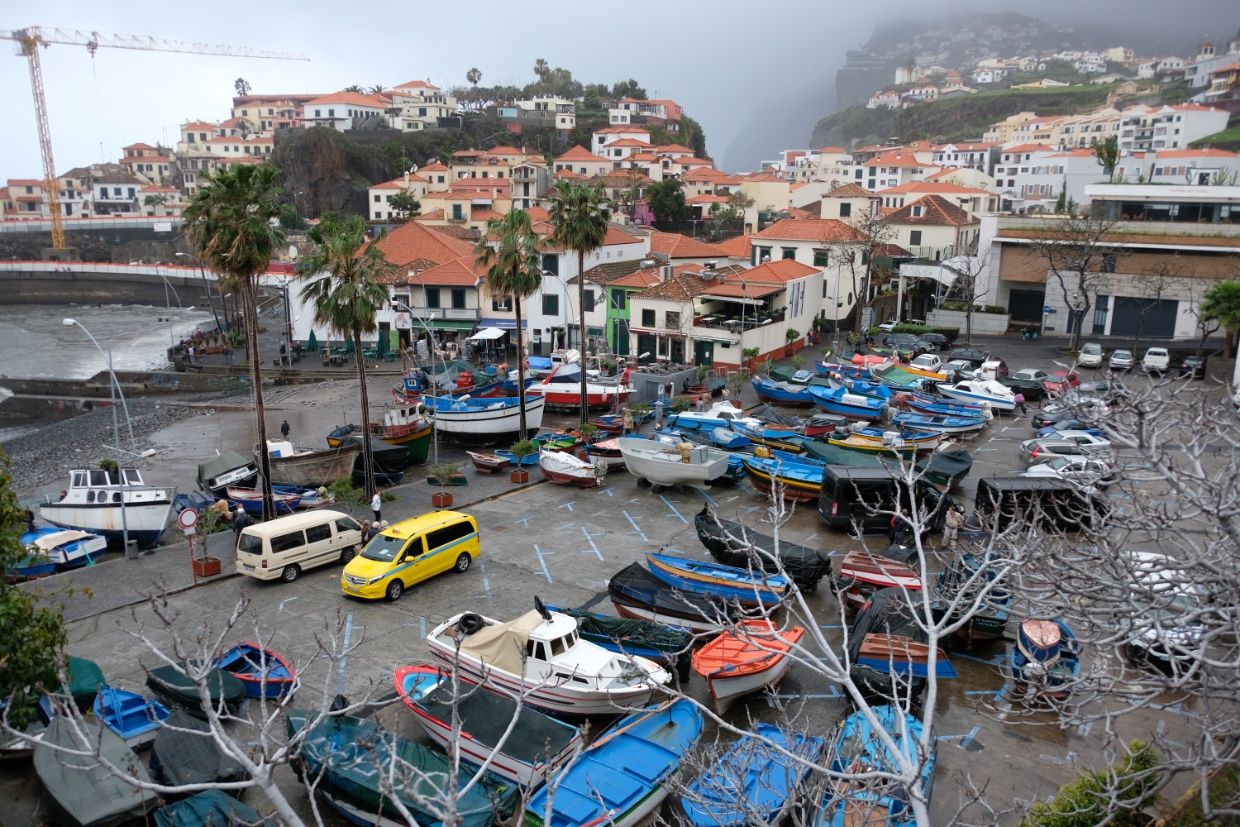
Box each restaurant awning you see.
[477,317,527,329]
[468,327,507,341]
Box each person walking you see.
[1013,391,1027,416]
[371,491,382,523]
[185,344,195,366]
[943,505,965,551]
[232,506,252,544]
[622,409,634,436]
[280,419,290,440]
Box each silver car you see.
[1122,551,1206,671]
[1020,455,1116,487]
[1109,349,1134,371]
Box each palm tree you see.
[183,164,284,520]
[300,215,396,499]
[234,77,251,97]
[1093,135,1119,183]
[549,181,613,423]
[475,211,542,439]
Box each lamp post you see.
[392,300,443,467]
[154,270,184,345]
[63,318,135,559]
[175,252,222,334]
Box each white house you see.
[750,218,865,323]
[301,92,390,131]
[862,151,939,190]
[866,90,901,110]
[592,126,652,156]
[389,80,457,132]
[369,172,429,221]
[932,142,996,174]
[552,145,613,178]
[972,67,1007,85]
[1117,104,1231,153]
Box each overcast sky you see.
[1,1,1236,178]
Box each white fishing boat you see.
[425,393,545,445]
[616,436,731,488]
[538,448,603,488]
[425,603,670,716]
[935,379,1016,412]
[525,364,634,409]
[39,468,174,549]
[21,527,107,569]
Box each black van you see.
[974,476,1110,533]
[818,466,955,535]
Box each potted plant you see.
[509,438,536,483]
[791,354,806,372]
[784,327,800,357]
[192,506,226,578]
[428,463,459,508]
[577,422,600,447]
[742,347,760,370]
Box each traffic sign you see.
[178,508,199,535]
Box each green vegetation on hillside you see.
[811,84,1118,148]
[1191,114,1240,151]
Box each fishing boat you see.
[616,436,731,489]
[262,440,360,487]
[608,563,757,634]
[195,452,257,495]
[6,550,56,582]
[345,434,413,485]
[850,427,941,450]
[1011,618,1080,701]
[66,655,105,712]
[525,363,634,409]
[39,467,174,549]
[932,553,1011,644]
[820,361,873,379]
[915,446,975,489]
[802,412,851,437]
[425,602,670,716]
[369,404,433,445]
[394,664,583,789]
[751,376,815,407]
[288,708,517,827]
[694,506,831,592]
[271,484,331,509]
[466,450,511,473]
[150,709,247,788]
[525,699,703,827]
[424,393,546,444]
[226,486,300,515]
[34,715,159,827]
[905,394,984,418]
[494,447,539,467]
[692,620,805,712]
[538,448,602,488]
[801,439,883,468]
[325,422,361,447]
[92,686,170,749]
[935,379,1016,412]
[741,453,824,503]
[682,724,825,826]
[727,419,805,453]
[0,695,53,760]
[873,364,935,391]
[848,588,956,707]
[19,526,106,570]
[851,353,891,368]
[593,409,653,434]
[818,705,936,827]
[675,423,752,451]
[153,791,262,827]
[809,385,888,420]
[214,641,297,699]
[891,411,986,435]
[584,437,627,469]
[533,430,580,452]
[827,433,923,457]
[542,605,694,679]
[837,547,923,613]
[145,665,246,719]
[646,551,789,607]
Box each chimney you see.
[661,264,673,282]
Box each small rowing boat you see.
[741,453,824,502]
[691,620,804,712]
[538,448,602,488]
[645,551,789,607]
[1011,618,1080,701]
[465,450,511,474]
[213,641,296,699]
[92,686,169,750]
[608,563,757,634]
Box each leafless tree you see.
[1027,216,1126,352]
[829,212,897,337]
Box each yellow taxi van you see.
[340,510,479,601]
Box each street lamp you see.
[63,318,135,558]
[175,252,223,334]
[392,299,444,467]
[153,270,184,345]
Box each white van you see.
[235,510,364,583]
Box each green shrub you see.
[785,328,800,343]
[893,323,933,335]
[509,439,537,460]
[1024,741,1159,827]
[328,478,367,505]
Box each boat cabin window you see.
[123,469,142,485]
[72,471,87,488]
[550,636,567,657]
[526,641,548,661]
[89,470,110,487]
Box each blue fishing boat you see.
[905,393,984,417]
[848,588,956,707]
[891,411,986,435]
[809,386,888,420]
[271,484,331,509]
[932,553,1011,642]
[742,453,825,503]
[19,526,106,570]
[674,424,752,451]
[645,551,789,607]
[728,419,805,453]
[1010,618,1080,701]
[819,361,872,380]
[93,686,170,750]
[818,706,936,827]
[6,551,56,582]
[840,378,897,399]
[525,699,703,827]
[682,723,825,826]
[494,448,540,466]
[751,376,815,407]
[214,641,297,699]
[424,393,547,444]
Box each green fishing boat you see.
[146,665,246,719]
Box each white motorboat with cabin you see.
[935,379,1016,412]
[39,467,174,549]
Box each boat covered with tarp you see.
[153,790,265,827]
[146,665,246,719]
[151,709,247,787]
[915,447,974,489]
[66,655,105,712]
[609,562,755,633]
[34,715,158,827]
[694,506,831,592]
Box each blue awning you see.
[477,317,527,329]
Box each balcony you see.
[403,306,479,321]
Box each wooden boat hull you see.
[936,384,1016,412]
[20,527,107,569]
[227,487,300,515]
[539,450,601,488]
[93,687,169,751]
[741,457,821,503]
[430,395,546,445]
[645,551,788,607]
[809,386,887,420]
[751,378,815,407]
[826,435,920,456]
[466,450,511,473]
[263,443,360,487]
[692,623,804,712]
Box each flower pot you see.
[510,469,529,484]
[431,491,453,508]
[192,556,222,577]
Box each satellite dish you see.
[288,245,299,260]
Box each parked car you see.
[917,332,950,351]
[1036,421,1107,439]
[1108,349,1134,371]
[943,359,976,381]
[877,321,898,333]
[1001,368,1050,402]
[1121,551,1206,672]
[908,353,945,374]
[1042,370,1082,395]
[1019,439,1091,465]
[1077,342,1104,368]
[1178,354,1207,379]
[1040,388,1112,418]
[883,333,927,358]
[1141,347,1170,374]
[948,348,988,367]
[1046,430,1113,453]
[1020,455,1116,487]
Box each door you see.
[693,340,714,366]
[397,536,428,586]
[669,338,685,363]
[424,521,475,576]
[614,320,630,356]
[1109,297,1178,339]
[304,522,334,567]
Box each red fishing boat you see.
[836,549,923,612]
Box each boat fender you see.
[754,445,770,459]
[458,613,485,636]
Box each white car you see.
[1020,455,1115,487]
[909,353,944,373]
[1122,551,1206,670]
[1141,347,1170,373]
[1046,430,1113,454]
[878,321,898,333]
[1077,342,1104,368]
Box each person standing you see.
[622,409,634,436]
[1013,391,1027,416]
[232,506,252,544]
[654,398,665,430]
[185,344,194,366]
[371,491,382,523]
[943,505,965,551]
[280,419,290,440]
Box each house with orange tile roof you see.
[881,195,979,260]
[876,181,999,216]
[819,183,880,222]
[418,161,451,191]
[609,98,683,131]
[791,146,855,185]
[591,125,652,156]
[369,172,430,221]
[751,218,867,323]
[552,145,613,178]
[230,93,320,132]
[301,91,391,131]
[862,151,941,191]
[388,80,458,132]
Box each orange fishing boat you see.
[691,620,805,712]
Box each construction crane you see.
[1,26,308,250]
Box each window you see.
[425,287,441,308]
[641,308,656,327]
[754,246,772,265]
[305,524,331,543]
[492,295,512,311]
[813,249,829,267]
[542,294,559,316]
[542,254,558,277]
[781,247,797,260]
[451,288,466,309]
[374,194,381,202]
[909,230,923,246]
[335,517,360,533]
[611,289,626,310]
[270,531,306,553]
[839,202,852,218]
[1101,254,1117,273]
[911,204,924,218]
[666,311,680,329]
[426,520,474,550]
[583,290,595,312]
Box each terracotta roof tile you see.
[633,272,712,302]
[864,151,927,169]
[649,231,729,259]
[877,181,992,196]
[682,166,740,185]
[554,145,608,162]
[419,162,450,172]
[1156,148,1237,158]
[305,91,389,108]
[610,270,662,289]
[882,194,975,227]
[687,194,731,205]
[395,79,439,89]
[753,218,862,243]
[715,234,754,259]
[407,256,482,286]
[730,259,817,284]
[1001,143,1054,153]
[571,259,646,286]
[371,221,475,270]
[824,183,875,198]
[554,170,587,180]
[818,146,848,154]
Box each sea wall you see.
[0,264,217,307]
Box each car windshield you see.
[1046,456,1070,470]
[1013,369,1039,380]
[361,534,406,562]
[1113,350,1132,359]
[1147,349,1168,357]
[1082,344,1102,355]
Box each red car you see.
[1042,370,1081,395]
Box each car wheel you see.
[455,553,472,573]
[386,580,403,601]
[340,545,357,565]
[281,564,301,583]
